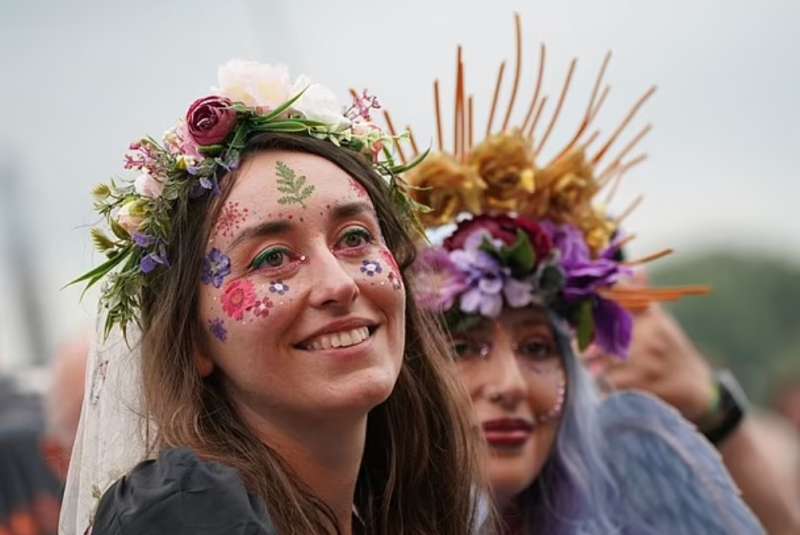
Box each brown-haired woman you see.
[61,62,484,535]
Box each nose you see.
[307,246,359,310]
[482,331,528,409]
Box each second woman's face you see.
[196,150,406,427]
[452,308,566,507]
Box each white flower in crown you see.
[291,75,350,130]
[133,171,164,199]
[215,59,292,110]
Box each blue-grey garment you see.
[92,448,278,535]
[598,391,763,535]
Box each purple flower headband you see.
[415,214,634,358]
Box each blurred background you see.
[0,0,797,410]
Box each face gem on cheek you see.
[222,279,257,320]
[208,318,228,342]
[213,202,249,239]
[200,248,232,288]
[269,280,290,295]
[275,161,315,208]
[360,259,383,276]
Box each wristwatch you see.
[698,369,748,446]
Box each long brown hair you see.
[138,133,485,534]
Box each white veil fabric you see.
[59,317,152,535]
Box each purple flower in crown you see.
[539,221,630,303]
[450,230,510,318]
[414,248,469,312]
[360,259,383,276]
[201,248,232,288]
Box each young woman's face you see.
[196,150,406,427]
[452,307,565,507]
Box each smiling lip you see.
[296,318,378,349]
[482,418,535,448]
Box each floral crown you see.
[401,15,707,358]
[72,59,427,339]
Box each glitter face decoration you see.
[195,149,406,424]
[213,202,250,239]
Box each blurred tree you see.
[651,252,800,405]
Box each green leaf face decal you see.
[275,161,315,208]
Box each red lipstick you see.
[482,418,534,448]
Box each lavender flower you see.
[201,248,232,288]
[208,318,228,342]
[414,248,468,312]
[592,298,633,358]
[540,221,630,302]
[140,252,167,274]
[450,230,508,317]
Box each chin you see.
[321,364,400,415]
[488,459,540,503]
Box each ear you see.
[193,338,215,377]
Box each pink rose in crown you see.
[186,96,237,146]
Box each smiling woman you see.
[60,61,484,535]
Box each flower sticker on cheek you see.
[253,297,273,318]
[201,248,232,288]
[222,279,257,320]
[360,259,383,276]
[269,280,290,295]
[208,318,228,342]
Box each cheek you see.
[350,246,405,306]
[526,366,566,419]
[201,276,305,346]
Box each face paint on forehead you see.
[348,177,369,199]
[213,201,249,240]
[275,161,315,209]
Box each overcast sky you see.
[1,0,798,368]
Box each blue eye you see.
[338,228,373,249]
[250,247,291,270]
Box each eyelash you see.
[248,228,374,272]
[250,246,297,271]
[335,227,375,252]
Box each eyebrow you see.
[226,220,294,254]
[330,201,375,223]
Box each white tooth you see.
[319,335,332,350]
[332,333,343,348]
[340,330,353,347]
[361,327,370,340]
[352,328,365,344]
